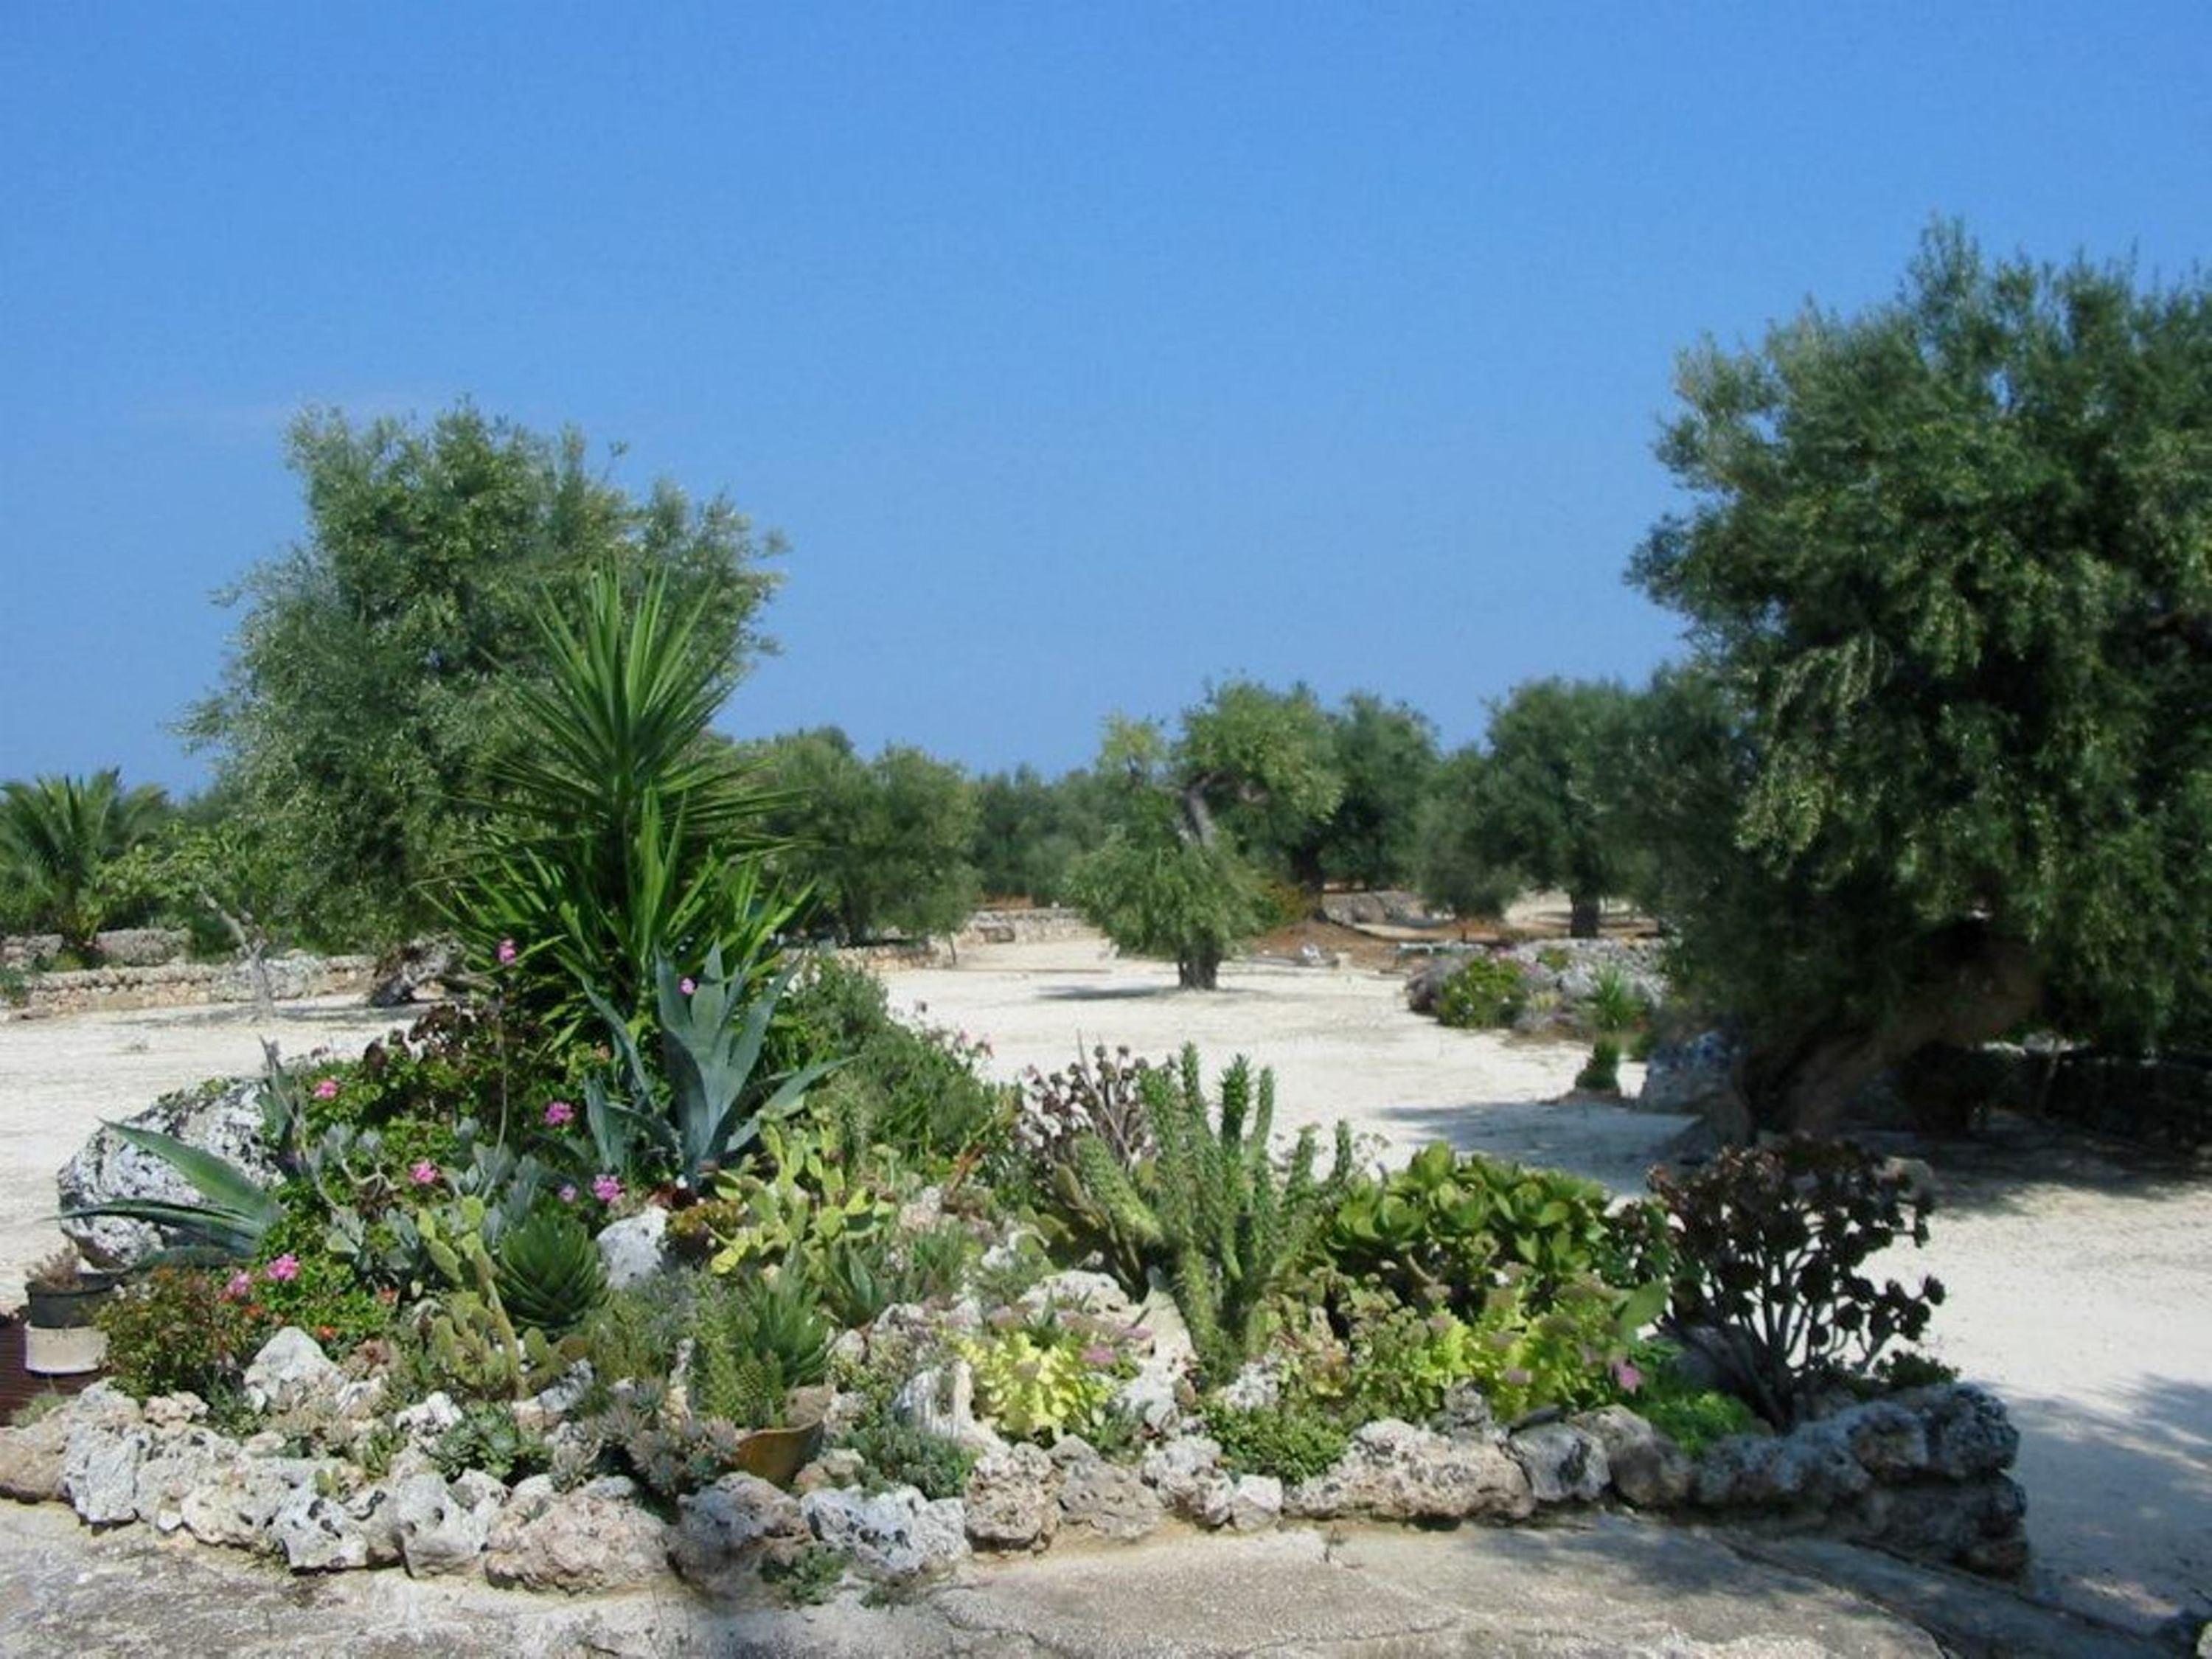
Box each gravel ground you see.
[1,936,2205,1636]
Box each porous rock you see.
[1055,1447,1166,1541]
[801,1484,970,1579]
[1229,1474,1282,1532]
[1571,1406,1693,1509]
[594,1208,669,1290]
[180,1456,333,1550]
[1286,1419,1536,1523]
[1508,1421,1610,1505]
[1139,1434,1234,1528]
[894,1358,1004,1454]
[0,1405,75,1503]
[484,1488,670,1593]
[243,1327,342,1414]
[963,1442,1061,1551]
[671,1472,808,1582]
[392,1470,502,1578]
[1905,1385,2019,1478]
[269,1482,400,1573]
[57,1077,280,1268]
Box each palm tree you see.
[0,770,170,953]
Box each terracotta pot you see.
[733,1421,823,1488]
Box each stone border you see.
[6,954,377,1020]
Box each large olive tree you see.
[187,403,781,945]
[1631,225,2212,1133]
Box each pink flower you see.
[678,976,697,997]
[263,1253,301,1283]
[223,1270,253,1301]
[408,1160,439,1186]
[558,1184,578,1203]
[591,1174,622,1204]
[497,939,518,965]
[543,1099,575,1127]
[1613,1360,1644,1394]
[313,1077,339,1100]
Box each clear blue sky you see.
[4,4,2207,790]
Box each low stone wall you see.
[2042,1049,2212,1152]
[7,953,377,1020]
[1,929,191,970]
[954,908,1090,948]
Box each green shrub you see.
[1432,956,1528,1029]
[1650,1141,1944,1426]
[97,1265,272,1403]
[1585,967,1648,1035]
[1633,1385,1761,1456]
[958,1326,1119,1443]
[1205,1402,1349,1485]
[836,1400,978,1500]
[1321,1143,1644,1319]
[689,1269,830,1428]
[432,1401,550,1481]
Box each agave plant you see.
[587,944,841,1189]
[58,1121,284,1259]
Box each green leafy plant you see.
[417,1195,577,1399]
[432,1401,551,1482]
[574,1279,691,1394]
[591,1388,755,1498]
[96,1265,272,1403]
[494,1208,609,1335]
[697,1121,900,1275]
[835,1399,978,1500]
[1057,1047,1350,1383]
[61,1120,284,1259]
[1320,1143,1641,1319]
[1431,955,1529,1029]
[958,1326,1118,1443]
[1650,1141,1944,1425]
[443,563,790,1040]
[761,1543,849,1606]
[588,944,839,1191]
[1205,1402,1349,1485]
[1585,967,1647,1036]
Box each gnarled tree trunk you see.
[1568,891,1603,939]
[1743,925,2042,1137]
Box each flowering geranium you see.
[543,1099,574,1127]
[313,1077,340,1101]
[263,1253,301,1283]
[497,939,518,965]
[678,976,697,996]
[591,1173,622,1204]
[558,1183,578,1203]
[408,1160,439,1186]
[223,1270,254,1301]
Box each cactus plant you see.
[1060,1045,1350,1383]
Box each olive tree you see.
[187,403,781,945]
[1068,682,1341,988]
[1631,225,2212,1133]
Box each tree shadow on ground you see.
[1865,1113,2209,1218]
[1364,1098,1688,1194]
[2003,1374,2212,1633]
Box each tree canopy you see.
[187,403,782,945]
[1631,224,2212,1129]
[1068,681,1338,987]
[1430,678,1640,936]
[749,728,981,943]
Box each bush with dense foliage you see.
[1430,955,1530,1030]
[1628,225,2212,1133]
[1650,1140,1943,1425]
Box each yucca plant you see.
[494,1208,608,1335]
[443,565,796,1039]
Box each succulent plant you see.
[494,1208,608,1335]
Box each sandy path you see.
[884,936,2212,1638]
